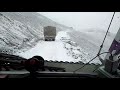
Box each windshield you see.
[0,12,119,73]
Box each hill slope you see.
[68,29,116,63]
[0,12,71,32]
[0,12,72,55]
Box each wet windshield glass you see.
[0,12,119,66]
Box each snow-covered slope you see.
[84,29,115,51]
[0,13,44,54]
[0,12,72,55]
[68,29,116,63]
[0,12,72,33]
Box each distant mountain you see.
[84,28,115,51]
[0,12,72,55]
[68,31,99,60]
[68,29,116,63]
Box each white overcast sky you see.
[38,12,120,33]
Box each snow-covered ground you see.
[16,31,102,64]
[17,41,75,62]
[16,31,74,62]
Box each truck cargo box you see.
[44,26,56,41]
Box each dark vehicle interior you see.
[0,53,98,78]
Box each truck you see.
[44,26,56,41]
